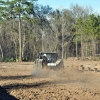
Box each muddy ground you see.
[0,60,100,100]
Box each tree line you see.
[0,0,100,62]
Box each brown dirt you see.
[0,61,100,100]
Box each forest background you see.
[0,0,100,62]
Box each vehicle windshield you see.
[38,52,58,62]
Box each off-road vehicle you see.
[35,52,64,69]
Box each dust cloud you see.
[31,67,57,78]
[31,67,100,88]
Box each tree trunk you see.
[75,39,78,57]
[81,33,84,60]
[19,19,22,62]
[62,26,64,59]
[55,26,58,53]
[22,32,26,59]
[13,41,17,61]
[61,15,64,59]
[0,44,3,59]
[92,36,96,59]
[85,42,88,58]
[41,29,44,52]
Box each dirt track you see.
[0,61,100,100]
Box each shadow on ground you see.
[3,80,53,90]
[0,75,32,80]
[0,86,18,100]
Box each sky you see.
[37,0,100,14]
